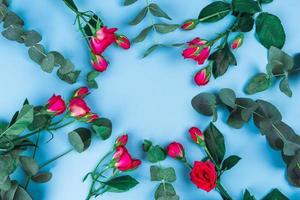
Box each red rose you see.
[115,134,128,147]
[190,161,217,192]
[73,87,89,98]
[182,38,211,65]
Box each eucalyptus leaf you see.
[143,44,161,57]
[192,93,217,117]
[147,145,166,163]
[91,118,112,140]
[227,108,245,129]
[31,172,52,183]
[287,151,300,187]
[236,98,258,121]
[28,44,46,65]
[268,46,293,75]
[129,7,148,25]
[41,53,55,73]
[3,11,23,28]
[219,88,236,109]
[19,156,39,176]
[155,183,179,200]
[279,77,292,97]
[124,0,138,6]
[49,51,66,66]
[57,70,80,84]
[0,4,8,22]
[149,3,171,20]
[204,123,225,165]
[1,25,23,41]
[244,73,272,94]
[150,166,176,182]
[68,128,92,153]
[23,30,42,47]
[255,12,286,49]
[58,59,74,74]
[198,1,231,23]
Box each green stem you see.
[39,148,73,170]
[203,147,222,171]
[24,132,40,189]
[216,181,232,200]
[47,119,76,131]
[62,0,80,15]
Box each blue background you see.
[1,0,300,199]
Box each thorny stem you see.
[217,181,232,200]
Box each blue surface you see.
[1,0,300,199]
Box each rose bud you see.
[91,54,108,72]
[90,26,118,55]
[182,38,211,65]
[115,35,130,49]
[166,142,185,160]
[181,19,198,30]
[190,161,217,192]
[231,34,244,50]
[115,134,128,147]
[194,67,211,86]
[69,97,91,118]
[73,87,89,98]
[188,37,207,46]
[46,95,66,116]
[189,127,205,145]
[83,113,99,123]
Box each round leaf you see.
[91,118,112,140]
[244,73,272,94]
[68,128,92,153]
[19,156,39,176]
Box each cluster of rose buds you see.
[89,26,130,72]
[46,87,99,123]
[166,127,218,192]
[109,134,141,171]
[181,20,244,86]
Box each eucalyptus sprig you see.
[182,0,286,82]
[191,88,300,187]
[244,46,300,97]
[124,0,181,57]
[142,140,179,200]
[0,87,113,199]
[0,2,80,84]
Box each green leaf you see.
[57,70,80,84]
[222,155,241,171]
[236,98,258,121]
[19,156,39,176]
[87,71,100,81]
[267,46,293,75]
[3,11,24,28]
[0,176,11,191]
[143,139,152,152]
[28,112,51,131]
[1,25,23,41]
[41,53,55,73]
[262,189,289,200]
[91,118,112,140]
[150,166,176,182]
[129,7,148,25]
[124,0,138,6]
[219,88,236,109]
[259,0,273,4]
[244,73,272,94]
[28,44,46,65]
[49,51,66,66]
[133,26,152,43]
[198,1,231,23]
[0,154,18,180]
[147,145,166,163]
[155,183,179,200]
[287,151,300,187]
[1,104,34,136]
[23,30,42,47]
[62,0,78,12]
[58,59,74,74]
[243,189,256,200]
[31,172,52,183]
[83,14,102,37]
[209,44,237,78]
[233,14,254,32]
[279,77,292,97]
[0,4,8,22]
[253,100,282,129]
[149,3,171,20]
[204,123,225,165]
[191,93,217,117]
[68,128,92,153]
[154,23,179,34]
[143,44,161,58]
[232,0,261,14]
[104,175,139,192]
[255,12,286,49]
[227,108,245,129]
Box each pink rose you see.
[166,142,185,160]
[112,146,141,171]
[73,87,89,98]
[47,95,66,116]
[91,54,108,72]
[182,38,211,65]
[90,26,118,55]
[69,97,91,117]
